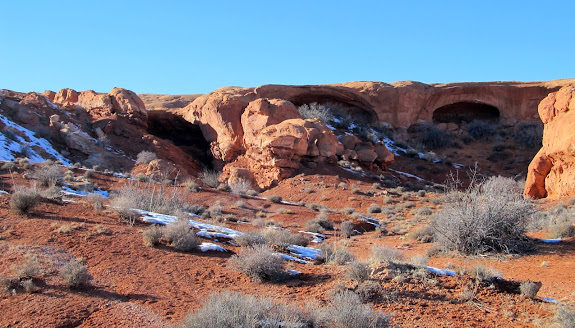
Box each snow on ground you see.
[390,168,426,182]
[425,266,456,276]
[274,253,311,264]
[61,186,109,198]
[199,242,227,252]
[287,245,321,261]
[0,113,70,165]
[358,215,381,227]
[541,297,559,303]
[298,231,326,243]
[536,238,562,243]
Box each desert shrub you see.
[416,206,433,216]
[432,176,534,255]
[234,232,267,247]
[267,195,283,203]
[368,204,382,214]
[409,225,435,243]
[216,183,230,192]
[355,281,386,303]
[370,245,404,263]
[465,264,501,282]
[466,120,496,140]
[297,102,333,122]
[163,220,200,251]
[199,170,220,188]
[208,201,223,217]
[340,221,354,238]
[87,193,105,213]
[520,281,541,299]
[10,185,41,215]
[60,258,93,288]
[346,261,369,283]
[136,151,157,164]
[550,222,575,239]
[142,225,163,247]
[246,189,259,197]
[514,122,543,149]
[343,207,355,215]
[183,179,200,192]
[418,124,451,150]
[331,246,355,265]
[262,229,309,250]
[305,220,325,233]
[321,290,391,328]
[229,178,252,195]
[13,254,41,279]
[555,306,575,328]
[1,161,17,171]
[33,165,61,187]
[228,245,286,282]
[338,182,348,190]
[21,279,38,293]
[181,291,313,328]
[110,181,187,217]
[407,254,429,267]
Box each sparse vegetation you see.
[555,306,575,328]
[321,290,391,328]
[432,176,534,254]
[297,102,333,122]
[234,231,267,247]
[466,120,496,140]
[229,178,252,195]
[60,258,93,289]
[162,220,200,251]
[267,195,283,203]
[199,170,220,188]
[370,244,404,264]
[13,254,41,279]
[346,261,369,283]
[142,225,164,247]
[514,122,543,149]
[136,151,157,164]
[228,245,286,282]
[183,179,200,192]
[520,281,541,299]
[10,185,41,215]
[262,229,309,250]
[340,221,354,238]
[86,193,105,213]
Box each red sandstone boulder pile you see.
[524,84,575,199]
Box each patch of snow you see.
[348,123,357,129]
[274,253,311,264]
[536,238,562,243]
[541,297,559,303]
[43,97,60,109]
[0,190,8,195]
[287,245,321,261]
[326,124,336,131]
[425,266,456,276]
[358,215,381,227]
[332,117,341,123]
[299,231,326,243]
[199,242,227,252]
[453,163,465,169]
[0,113,70,165]
[390,168,426,182]
[61,186,109,198]
[188,219,243,238]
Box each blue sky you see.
[1,1,573,94]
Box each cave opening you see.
[147,111,213,168]
[432,102,500,123]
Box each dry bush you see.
[555,306,575,328]
[417,206,433,216]
[13,254,41,279]
[409,225,435,243]
[136,151,157,164]
[228,245,286,282]
[370,245,404,264]
[412,123,451,150]
[10,185,41,215]
[305,212,334,234]
[199,170,220,188]
[110,181,187,217]
[33,165,62,187]
[355,281,386,303]
[229,178,252,195]
[297,102,333,122]
[21,279,38,293]
[520,281,541,299]
[465,264,501,282]
[550,222,575,239]
[346,261,369,283]
[216,183,231,192]
[163,220,199,252]
[183,179,200,192]
[320,244,355,265]
[432,176,534,255]
[60,258,93,289]
[142,225,163,247]
[267,195,283,203]
[87,193,105,213]
[368,204,382,214]
[262,229,309,250]
[340,221,354,238]
[182,291,313,328]
[408,254,429,267]
[466,120,496,140]
[321,290,391,328]
[514,122,543,149]
[1,161,17,171]
[235,232,267,247]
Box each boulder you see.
[524,84,575,199]
[241,98,301,147]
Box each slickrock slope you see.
[525,84,575,199]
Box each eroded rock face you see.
[525,84,575,199]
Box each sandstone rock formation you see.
[525,84,575,199]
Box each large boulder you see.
[524,84,575,199]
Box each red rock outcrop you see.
[524,84,575,199]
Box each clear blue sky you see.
[1,1,573,95]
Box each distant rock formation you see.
[525,84,575,199]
